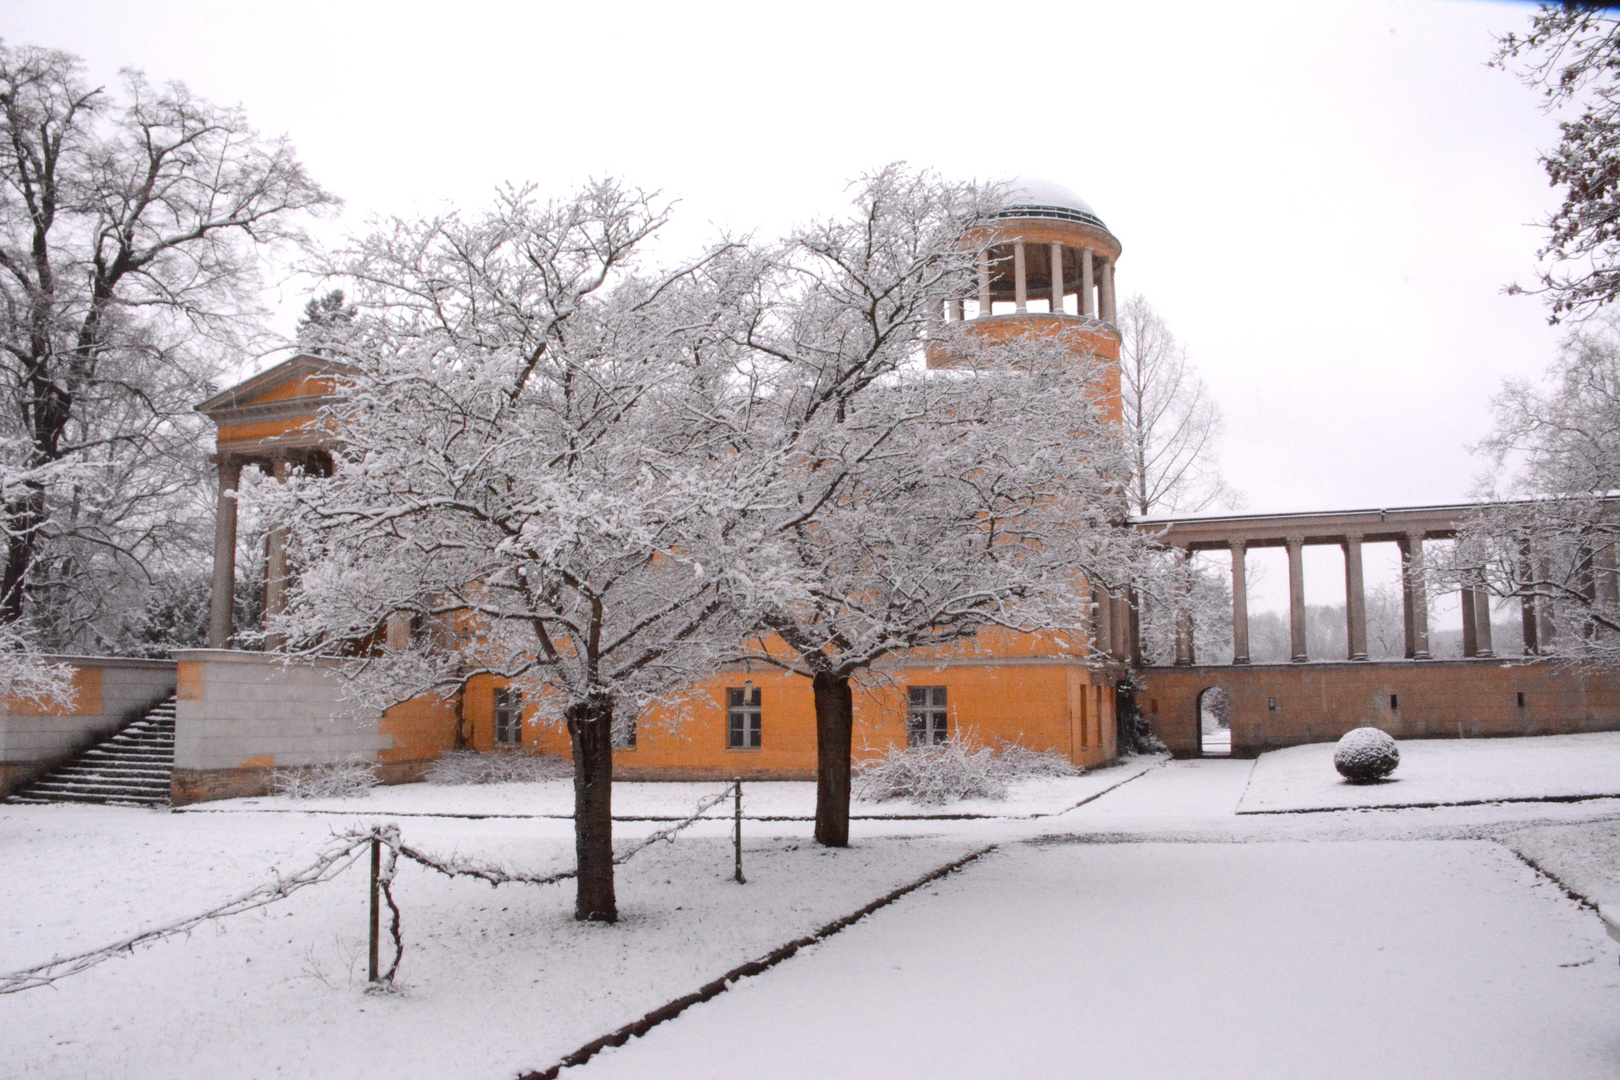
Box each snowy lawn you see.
[189,755,1163,821]
[0,802,982,1080]
[576,838,1620,1080]
[1237,731,1620,814]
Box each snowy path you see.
[575,838,1620,1080]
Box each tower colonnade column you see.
[1099,258,1117,322]
[977,250,991,317]
[1050,242,1064,313]
[1080,247,1096,317]
[1013,241,1028,313]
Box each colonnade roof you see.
[1130,502,1492,550]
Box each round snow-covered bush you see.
[1334,727,1399,783]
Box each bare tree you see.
[272,181,764,923]
[1494,8,1620,321]
[1117,294,1238,516]
[0,43,336,658]
[728,167,1156,847]
[1444,315,1620,665]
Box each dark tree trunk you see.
[812,670,854,847]
[566,692,617,922]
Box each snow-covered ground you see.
[1237,731,1620,813]
[577,839,1620,1080]
[5,734,1620,1078]
[190,756,1162,821]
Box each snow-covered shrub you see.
[422,750,572,785]
[1334,727,1400,783]
[855,737,1081,805]
[270,760,381,800]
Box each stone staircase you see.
[6,697,176,807]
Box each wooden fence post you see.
[733,778,745,884]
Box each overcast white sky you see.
[3,0,1575,619]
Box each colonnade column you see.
[263,455,291,651]
[1099,258,1117,322]
[1536,554,1557,650]
[1286,535,1307,663]
[1229,539,1250,664]
[207,457,243,649]
[1462,583,1478,657]
[1080,248,1096,317]
[1597,540,1620,610]
[1013,241,1028,313]
[1049,242,1064,313]
[978,250,991,318]
[1519,540,1540,655]
[1342,532,1368,661]
[1462,576,1494,659]
[1401,532,1431,660]
[1174,549,1195,666]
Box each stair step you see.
[5,693,177,807]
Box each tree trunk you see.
[566,692,617,922]
[812,670,854,847]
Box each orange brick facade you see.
[1138,659,1620,758]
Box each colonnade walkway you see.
[574,762,1620,1079]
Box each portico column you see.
[1099,258,1117,322]
[1050,242,1064,313]
[1111,592,1129,660]
[1401,532,1431,660]
[944,298,961,323]
[1126,586,1143,666]
[977,250,991,318]
[1174,549,1195,666]
[1286,535,1307,663]
[1013,242,1028,313]
[207,457,243,649]
[263,455,291,650]
[1080,247,1096,317]
[1092,583,1114,660]
[1343,533,1368,661]
[1229,539,1250,664]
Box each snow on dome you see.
[996,177,1109,231]
[1333,727,1400,784]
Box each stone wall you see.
[0,656,176,798]
[170,649,457,804]
[1137,658,1620,757]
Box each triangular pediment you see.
[196,354,352,426]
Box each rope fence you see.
[1,779,746,996]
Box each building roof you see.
[997,177,1110,232]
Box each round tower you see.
[939,177,1122,363]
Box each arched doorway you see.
[1199,687,1231,757]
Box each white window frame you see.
[907,686,948,746]
[494,687,524,746]
[727,686,762,750]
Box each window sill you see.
[724,747,763,753]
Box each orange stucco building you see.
[183,179,1128,796]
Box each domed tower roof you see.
[997,176,1109,232]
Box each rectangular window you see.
[494,688,524,746]
[727,686,762,749]
[616,716,637,749]
[908,686,949,747]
